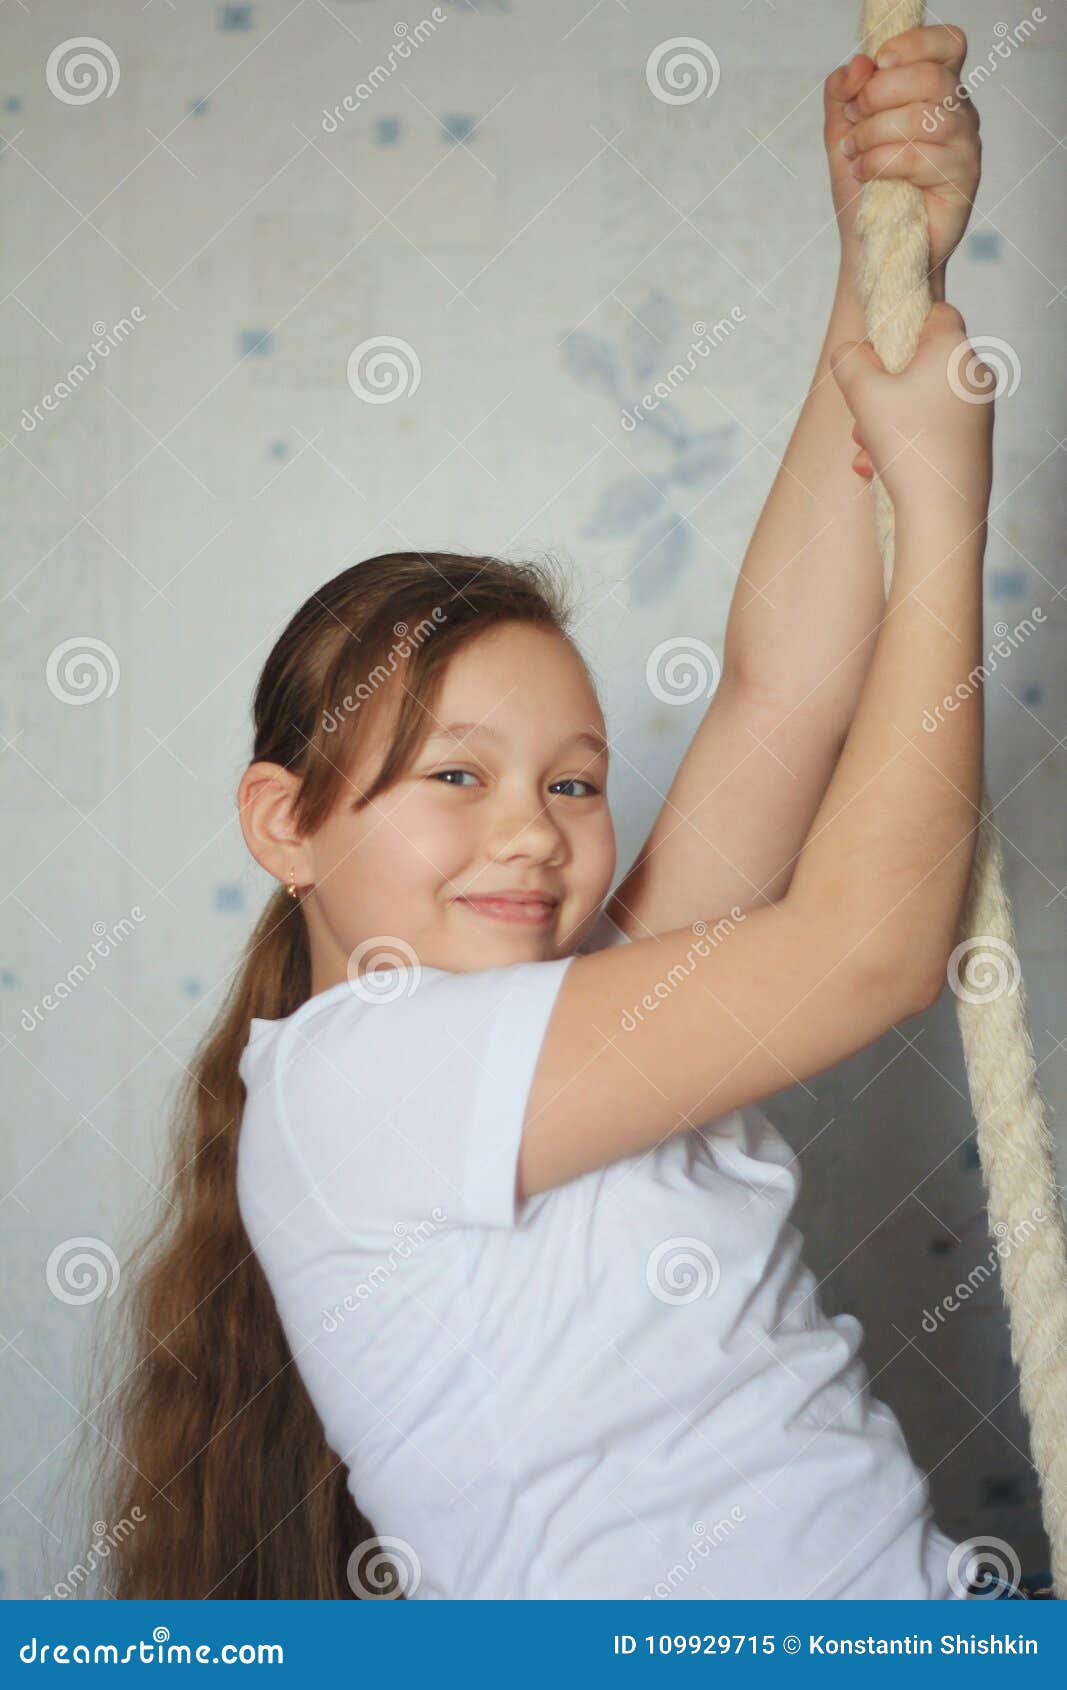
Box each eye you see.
[428,768,481,787]
[551,778,600,798]
[426,769,601,797]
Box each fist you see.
[830,302,994,516]
[825,24,981,276]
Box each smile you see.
[456,897,557,926]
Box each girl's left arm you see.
[606,26,980,937]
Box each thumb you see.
[824,53,873,132]
[918,299,968,350]
[830,337,883,403]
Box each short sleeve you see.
[275,957,577,1234]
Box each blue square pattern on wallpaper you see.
[218,4,254,31]
[968,231,1003,262]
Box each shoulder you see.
[250,957,577,1123]
[242,955,585,1234]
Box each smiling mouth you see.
[455,896,557,926]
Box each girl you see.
[92,28,994,1598]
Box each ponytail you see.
[87,888,376,1597]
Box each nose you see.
[485,786,566,867]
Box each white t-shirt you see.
[236,910,964,1600]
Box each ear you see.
[237,761,313,893]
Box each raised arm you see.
[605,25,981,936]
[521,303,992,1201]
[722,24,979,714]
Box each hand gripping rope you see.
[855,0,1067,1595]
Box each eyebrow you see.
[425,721,609,759]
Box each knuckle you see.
[937,65,960,99]
[860,115,882,150]
[924,63,948,98]
[931,302,963,336]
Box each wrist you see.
[837,237,865,299]
[893,496,989,559]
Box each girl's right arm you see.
[520,302,994,1201]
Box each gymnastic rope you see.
[854,0,1067,1596]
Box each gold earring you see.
[286,866,298,900]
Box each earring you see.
[286,866,299,900]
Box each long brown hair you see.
[84,551,583,1597]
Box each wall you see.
[2,0,1064,1597]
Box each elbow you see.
[875,948,946,1020]
[907,967,945,1017]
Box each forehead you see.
[430,624,606,746]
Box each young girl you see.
[93,29,994,1598]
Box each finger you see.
[832,337,883,372]
[918,299,968,350]
[849,140,971,193]
[825,52,875,107]
[928,299,967,336]
[847,100,973,157]
[870,24,967,74]
[851,450,873,479]
[824,53,875,137]
[844,61,957,122]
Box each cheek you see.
[372,785,475,877]
[593,813,617,884]
[563,807,616,892]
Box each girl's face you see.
[301,623,617,993]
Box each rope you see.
[854,0,1067,1597]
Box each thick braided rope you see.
[856,0,1067,1595]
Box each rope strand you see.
[857,0,1067,1597]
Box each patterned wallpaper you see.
[2,0,1063,1597]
